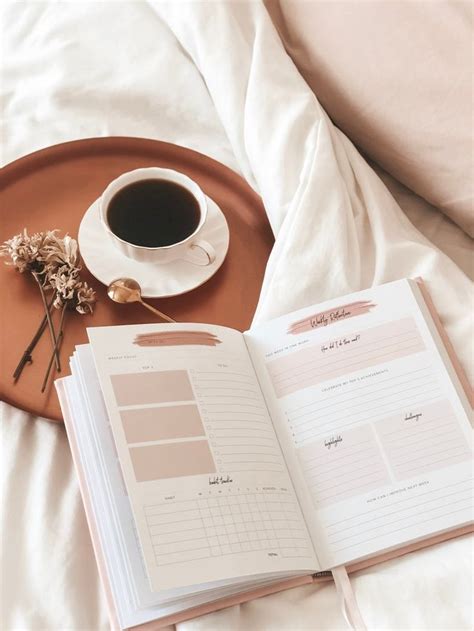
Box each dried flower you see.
[43,232,79,269]
[0,229,55,282]
[49,264,80,304]
[73,282,96,314]
[50,267,96,314]
[2,228,97,388]
[41,231,96,313]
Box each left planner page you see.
[87,323,317,593]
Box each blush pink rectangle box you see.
[267,317,424,397]
[129,440,216,482]
[120,405,204,443]
[375,399,471,480]
[297,425,390,507]
[110,370,194,406]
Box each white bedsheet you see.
[1,2,472,630]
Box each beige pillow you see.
[266,0,473,236]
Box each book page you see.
[64,349,311,629]
[245,279,473,569]
[87,323,317,593]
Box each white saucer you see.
[78,196,230,298]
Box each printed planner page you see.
[87,323,317,592]
[245,279,473,569]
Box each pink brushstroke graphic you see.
[288,300,376,334]
[133,330,222,347]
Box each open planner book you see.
[55,279,473,630]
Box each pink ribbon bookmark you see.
[332,566,367,630]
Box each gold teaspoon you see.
[107,278,176,323]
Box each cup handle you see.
[186,240,216,266]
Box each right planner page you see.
[245,279,473,569]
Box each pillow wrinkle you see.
[265,0,474,237]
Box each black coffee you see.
[107,179,201,247]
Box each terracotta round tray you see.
[0,137,273,422]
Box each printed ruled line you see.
[383,420,457,443]
[328,487,473,538]
[199,394,261,401]
[381,414,455,438]
[154,549,312,566]
[299,440,372,468]
[208,411,267,417]
[270,328,419,379]
[303,446,374,472]
[197,386,261,394]
[153,535,208,548]
[316,469,387,494]
[297,394,442,442]
[197,371,255,377]
[275,344,426,398]
[224,462,283,468]
[148,524,208,534]
[203,410,265,416]
[288,366,431,414]
[317,475,388,504]
[219,451,281,456]
[145,503,199,514]
[196,378,254,385]
[147,516,202,527]
[388,430,462,454]
[296,387,441,435]
[401,451,471,474]
[146,490,313,566]
[273,338,423,385]
[144,492,289,510]
[216,440,275,446]
[306,456,376,481]
[146,506,200,517]
[209,418,269,427]
[228,467,284,473]
[155,544,210,555]
[221,451,280,459]
[212,428,273,434]
[305,458,382,483]
[291,372,435,421]
[392,440,467,466]
[292,379,438,427]
[212,434,275,440]
[332,505,472,552]
[221,458,281,464]
[205,402,265,409]
[212,433,273,440]
[325,478,473,528]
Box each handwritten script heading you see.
[324,435,343,450]
[287,300,376,334]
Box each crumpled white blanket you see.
[1,2,472,630]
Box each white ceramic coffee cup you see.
[99,167,216,266]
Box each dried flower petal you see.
[43,232,79,269]
[2,228,96,316]
[0,229,52,282]
[49,265,96,314]
[50,265,79,301]
[74,282,96,314]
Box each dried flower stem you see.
[12,294,55,381]
[32,271,61,372]
[41,302,67,393]
[2,229,97,391]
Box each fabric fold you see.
[150,1,472,384]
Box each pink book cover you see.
[55,279,474,630]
